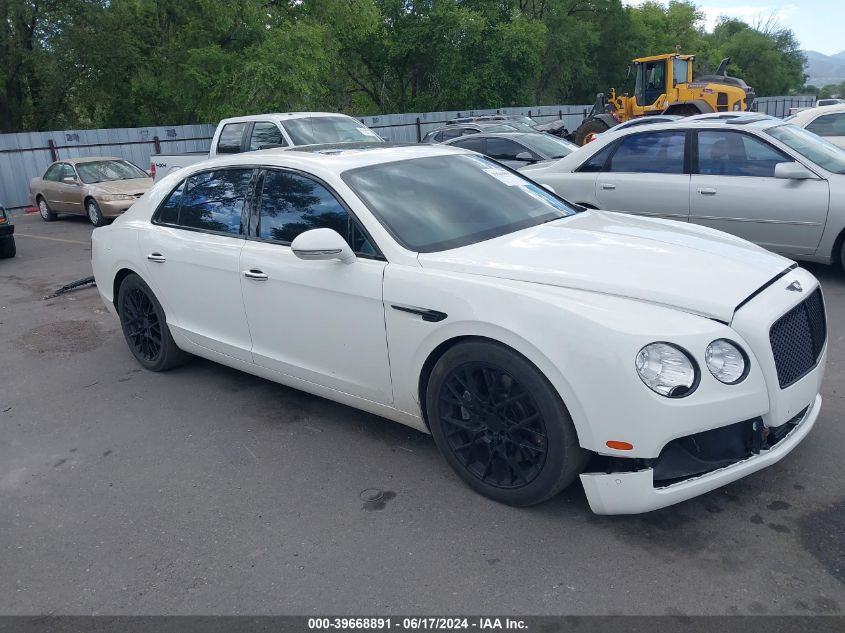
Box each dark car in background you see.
[421,123,524,143]
[442,131,579,168]
[0,205,16,259]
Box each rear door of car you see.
[138,168,256,361]
[689,129,829,256]
[39,164,65,209]
[593,130,690,221]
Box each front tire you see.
[117,273,191,371]
[86,199,107,227]
[425,341,588,506]
[38,197,57,222]
[573,118,611,146]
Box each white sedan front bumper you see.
[580,393,821,514]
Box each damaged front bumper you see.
[580,393,821,515]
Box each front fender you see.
[384,265,770,458]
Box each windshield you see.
[281,117,382,145]
[766,124,845,174]
[519,133,578,159]
[76,160,148,184]
[343,154,577,252]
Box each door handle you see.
[147,253,166,263]
[243,269,268,281]
[697,188,717,196]
[600,183,616,190]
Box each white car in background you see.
[788,103,845,150]
[91,144,825,514]
[521,114,845,270]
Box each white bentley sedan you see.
[91,144,827,514]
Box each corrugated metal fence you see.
[0,125,215,211]
[0,97,817,212]
[0,104,590,212]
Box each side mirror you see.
[291,228,356,265]
[515,152,534,162]
[62,176,78,184]
[774,161,817,180]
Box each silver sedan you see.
[521,114,845,270]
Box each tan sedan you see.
[30,157,153,226]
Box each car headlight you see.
[635,343,698,398]
[101,194,134,201]
[705,339,748,384]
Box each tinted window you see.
[697,131,789,177]
[44,164,63,181]
[217,123,247,154]
[440,128,463,141]
[577,144,615,172]
[806,113,845,137]
[257,170,374,254]
[343,154,577,253]
[486,138,527,160]
[179,169,252,235]
[451,137,485,152]
[156,182,184,224]
[609,131,685,174]
[249,122,286,151]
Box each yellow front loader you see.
[571,54,756,145]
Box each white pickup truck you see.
[150,112,383,181]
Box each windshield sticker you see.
[482,167,525,186]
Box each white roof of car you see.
[185,143,470,175]
[788,103,845,124]
[217,112,362,124]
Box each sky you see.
[624,1,844,56]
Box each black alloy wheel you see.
[122,286,162,362]
[426,340,588,506]
[117,273,191,371]
[438,362,547,488]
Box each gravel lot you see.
[1,213,844,616]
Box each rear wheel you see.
[117,273,191,371]
[574,118,611,146]
[425,341,588,506]
[86,199,107,227]
[38,197,56,222]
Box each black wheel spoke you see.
[122,287,163,362]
